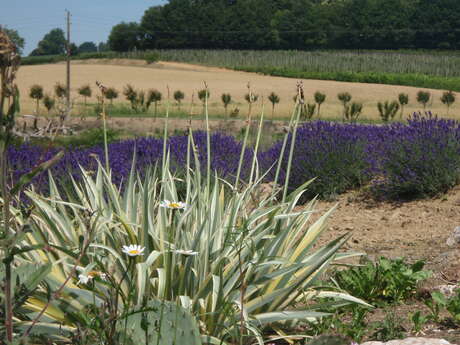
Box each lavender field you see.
[11,114,460,200]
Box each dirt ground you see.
[16,59,460,121]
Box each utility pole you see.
[65,9,71,121]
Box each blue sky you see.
[1,0,164,55]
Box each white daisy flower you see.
[160,200,187,210]
[122,244,145,257]
[78,274,92,284]
[174,249,199,256]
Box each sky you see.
[1,0,165,55]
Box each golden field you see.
[16,59,459,120]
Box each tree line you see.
[107,0,460,51]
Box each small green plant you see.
[268,91,280,121]
[29,84,43,115]
[337,92,352,120]
[410,311,431,333]
[416,90,431,109]
[333,257,431,305]
[78,84,92,105]
[441,90,456,115]
[424,291,446,323]
[105,87,118,105]
[43,94,55,114]
[344,102,363,123]
[446,290,460,324]
[221,93,232,116]
[398,93,409,119]
[54,82,67,99]
[377,100,399,122]
[173,90,185,110]
[371,312,405,341]
[314,91,326,117]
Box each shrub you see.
[78,84,92,105]
[43,94,55,114]
[344,102,363,123]
[314,91,326,117]
[54,82,67,99]
[370,113,460,199]
[398,93,409,119]
[441,90,456,115]
[377,100,399,122]
[260,121,372,199]
[221,93,232,116]
[29,84,44,114]
[173,90,185,110]
[105,87,118,104]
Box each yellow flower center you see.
[128,250,140,255]
[169,203,181,208]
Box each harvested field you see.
[16,59,460,120]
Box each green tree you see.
[416,91,431,109]
[30,28,66,56]
[29,84,44,115]
[221,93,232,116]
[147,89,162,119]
[2,27,25,55]
[108,22,142,52]
[441,91,456,115]
[105,87,119,105]
[268,92,280,121]
[314,91,326,117]
[43,94,55,114]
[78,85,92,105]
[54,82,67,99]
[78,41,98,53]
[398,93,409,119]
[173,90,185,110]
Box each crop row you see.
[10,113,460,200]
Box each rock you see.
[361,337,453,345]
[434,284,459,298]
[446,226,460,247]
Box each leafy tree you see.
[98,42,109,52]
[108,22,142,52]
[105,87,119,105]
[54,82,67,99]
[78,85,92,105]
[398,93,409,119]
[43,94,55,114]
[441,91,456,115]
[30,28,66,56]
[78,41,98,53]
[378,101,400,122]
[314,91,326,117]
[268,92,280,121]
[173,90,185,110]
[2,27,25,55]
[29,84,44,114]
[221,93,232,116]
[416,91,431,109]
[147,89,162,119]
[198,89,210,114]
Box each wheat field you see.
[16,59,459,120]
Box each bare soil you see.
[16,60,460,120]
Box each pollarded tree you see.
[43,94,55,114]
[78,85,92,105]
[416,90,431,109]
[29,84,44,115]
[221,93,232,116]
[174,90,185,111]
[268,92,280,121]
[198,89,210,114]
[105,87,119,105]
[398,93,409,119]
[54,82,67,99]
[314,91,326,118]
[377,100,399,122]
[441,90,456,115]
[337,92,352,120]
[148,89,162,119]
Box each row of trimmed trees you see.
[28,84,456,121]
